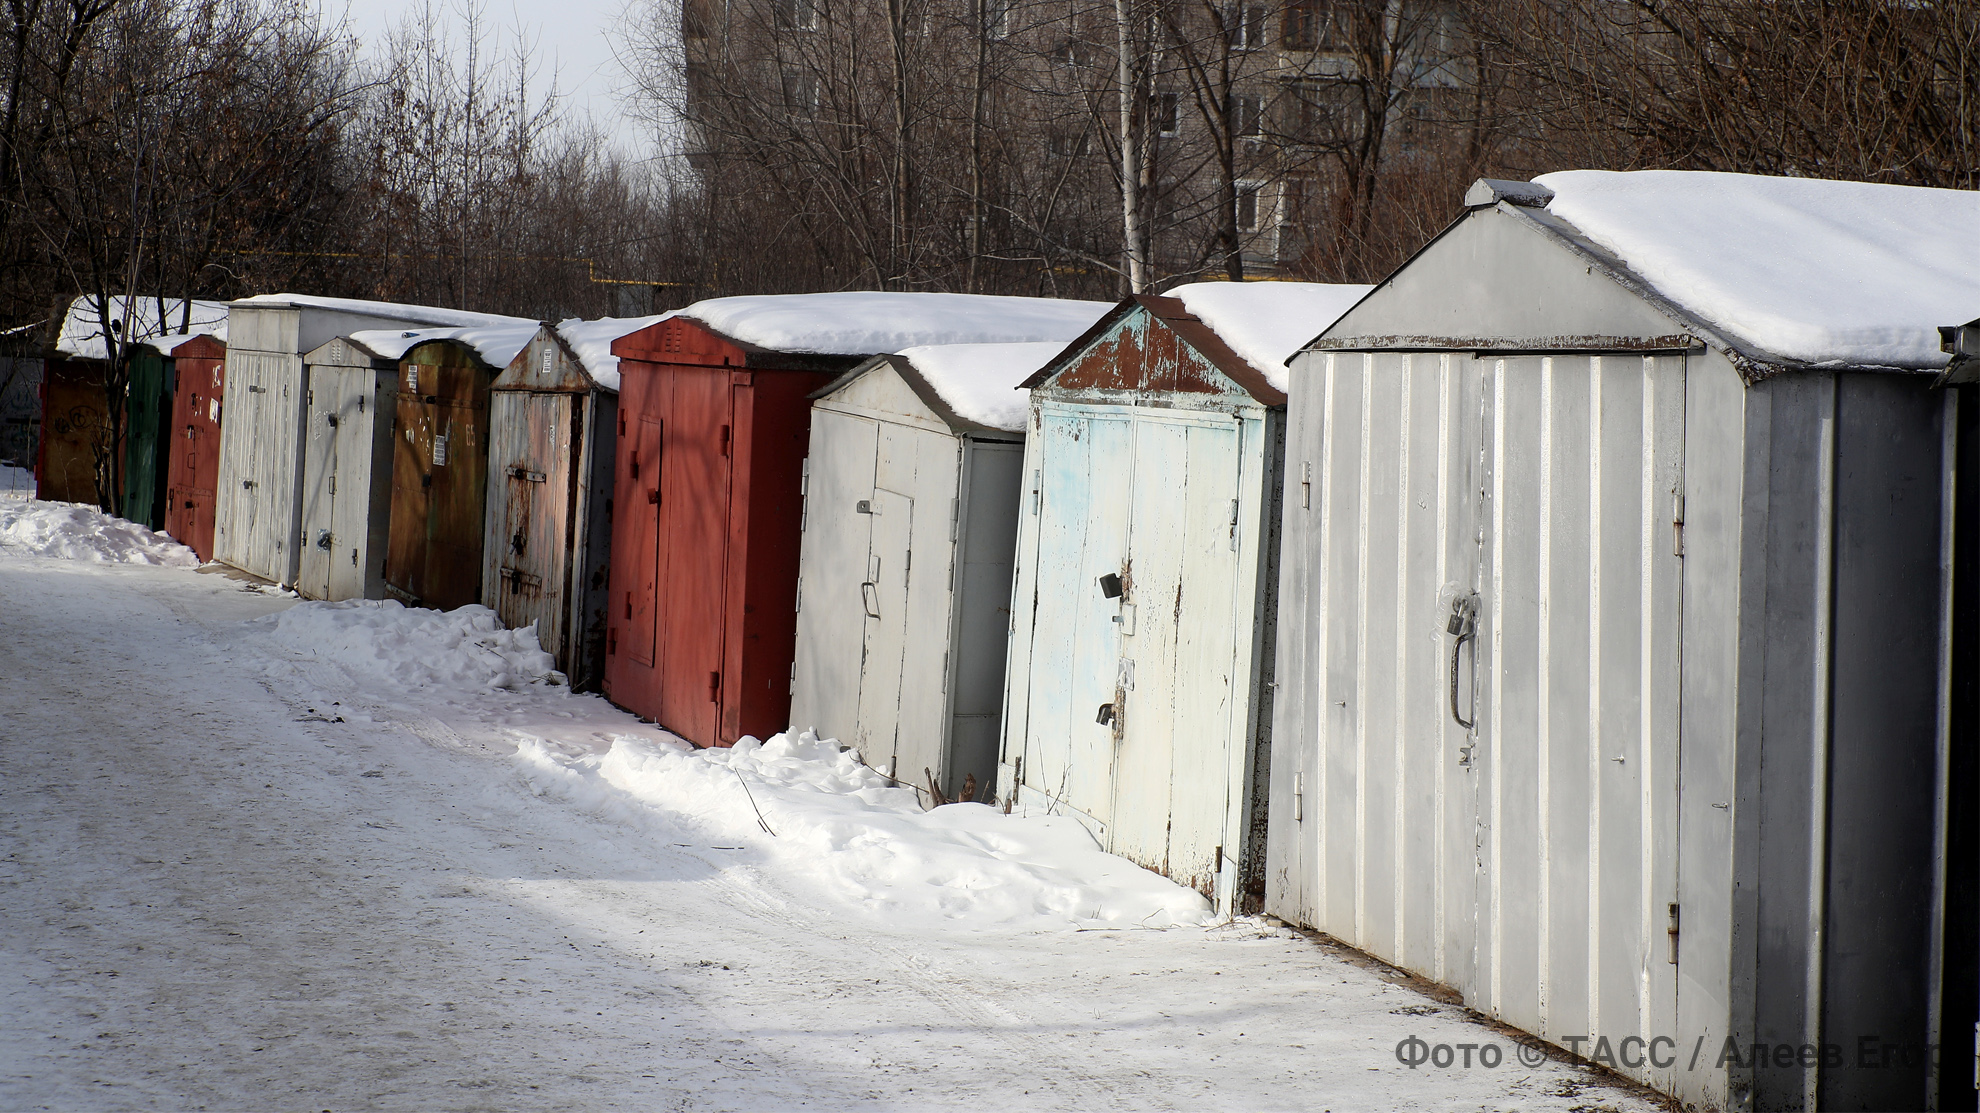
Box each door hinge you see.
[1673,492,1686,557]
[1667,902,1680,964]
[1301,461,1312,509]
[789,662,796,695]
[1229,498,1240,550]
[720,425,732,457]
[709,670,722,701]
[327,475,335,494]
[1292,772,1304,822]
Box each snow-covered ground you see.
[0,481,1663,1111]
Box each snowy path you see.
[0,528,1661,1110]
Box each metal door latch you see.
[1447,593,1479,730]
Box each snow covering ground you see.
[1537,169,1980,369]
[894,341,1068,432]
[0,492,1664,1111]
[0,475,196,568]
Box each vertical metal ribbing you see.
[1353,355,1375,946]
[1392,354,1414,963]
[1585,358,1603,1039]
[1490,357,1508,1014]
[1315,355,1338,925]
[1433,353,1452,985]
[1636,355,1659,1049]
[1803,374,1837,1111]
[1537,357,1555,1032]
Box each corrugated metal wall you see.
[1271,349,1686,1091]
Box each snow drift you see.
[0,494,198,567]
[246,599,561,693]
[518,730,1216,932]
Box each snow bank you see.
[683,292,1112,356]
[1170,281,1373,391]
[0,497,197,566]
[518,730,1216,932]
[1536,169,1980,369]
[895,341,1065,431]
[247,599,560,692]
[553,314,674,392]
[57,296,229,360]
[347,320,541,369]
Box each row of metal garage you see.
[34,168,1980,1112]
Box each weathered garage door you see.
[791,408,880,749]
[486,391,576,661]
[164,351,223,561]
[1107,409,1248,899]
[1280,350,1686,1093]
[1007,407,1133,840]
[386,350,491,611]
[298,362,390,601]
[1007,403,1257,901]
[652,366,735,744]
[216,350,300,582]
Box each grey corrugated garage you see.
[1267,171,1980,1111]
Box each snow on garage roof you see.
[680,292,1113,355]
[553,314,674,392]
[1169,281,1374,392]
[883,341,1067,432]
[1533,169,1980,370]
[233,293,529,330]
[347,320,542,368]
[57,296,230,359]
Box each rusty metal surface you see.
[163,337,226,561]
[603,318,843,746]
[37,358,109,506]
[385,341,492,611]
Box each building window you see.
[1225,3,1267,50]
[1283,0,1344,49]
[1281,178,1313,226]
[1291,78,1338,136]
[1233,93,1264,138]
[1154,90,1181,136]
[774,0,819,30]
[983,0,1011,39]
[1235,180,1262,231]
[1046,128,1091,160]
[782,71,819,116]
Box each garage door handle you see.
[861,581,880,619]
[1447,594,1477,730]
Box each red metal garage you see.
[162,334,226,561]
[603,292,1110,748]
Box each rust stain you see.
[1053,314,1230,395]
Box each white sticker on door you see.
[432,434,448,467]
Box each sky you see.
[329,0,656,158]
